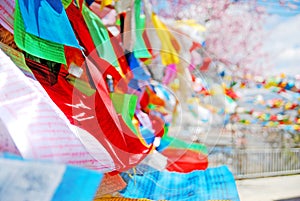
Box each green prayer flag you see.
[133,0,151,59]
[14,0,67,64]
[82,4,120,69]
[0,42,32,73]
[162,135,208,154]
[110,93,138,134]
[61,0,72,9]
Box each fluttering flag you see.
[123,1,136,52]
[133,0,152,59]
[66,3,97,54]
[24,53,150,172]
[65,3,126,93]
[162,64,177,85]
[199,57,211,71]
[125,51,151,81]
[0,49,115,171]
[111,93,139,134]
[14,0,67,64]
[95,198,155,201]
[120,166,240,201]
[0,42,33,77]
[94,173,127,198]
[151,13,180,66]
[18,0,80,48]
[0,0,14,33]
[82,3,120,68]
[158,135,208,154]
[156,134,208,173]
[140,86,166,113]
[101,0,113,10]
[162,147,208,173]
[225,88,239,100]
[86,57,153,170]
[0,156,103,201]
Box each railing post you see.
[209,148,300,179]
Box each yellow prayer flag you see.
[101,0,113,9]
[151,14,180,65]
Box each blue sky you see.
[261,1,300,76]
[256,0,300,17]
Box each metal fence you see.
[209,148,300,179]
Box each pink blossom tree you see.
[150,0,269,75]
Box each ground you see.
[236,174,300,201]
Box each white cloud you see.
[263,14,300,76]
